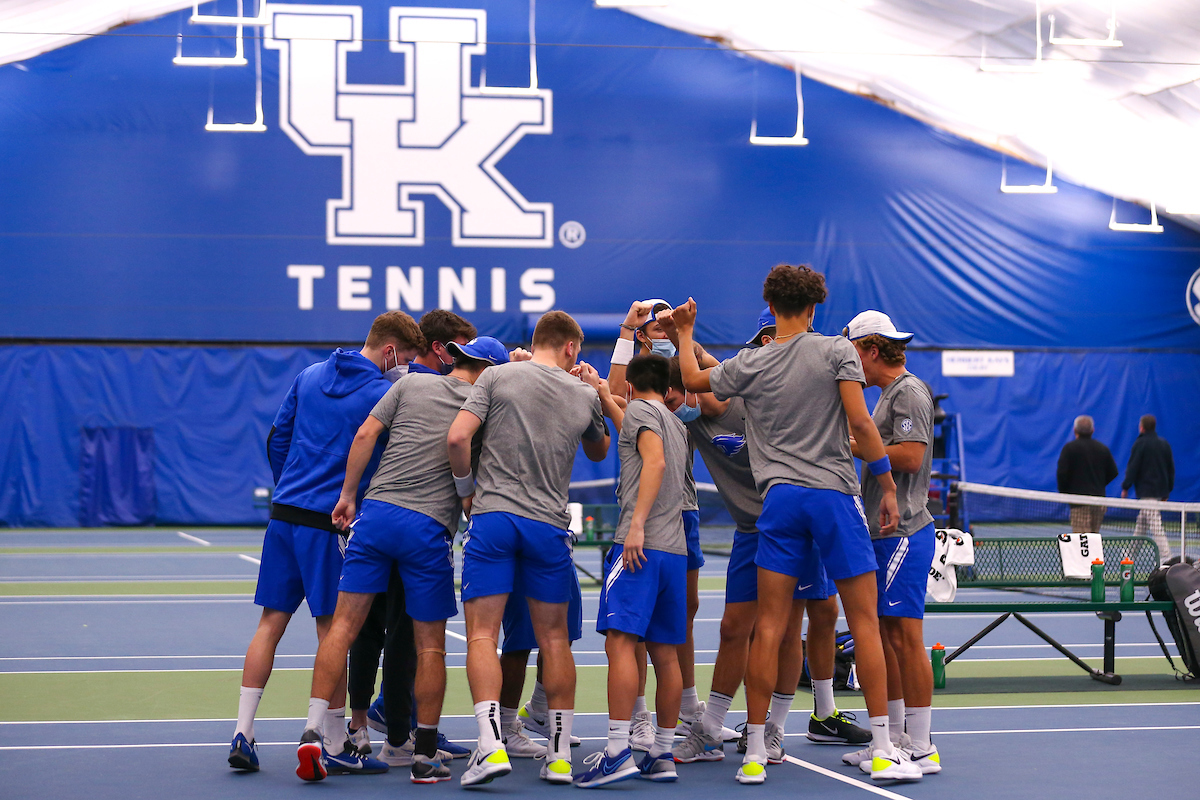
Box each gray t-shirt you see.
[709,333,865,496]
[687,397,761,534]
[861,371,935,539]
[365,372,472,532]
[463,361,608,529]
[615,399,688,555]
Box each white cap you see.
[843,310,914,342]
[640,299,672,328]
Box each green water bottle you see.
[931,643,946,690]
[1090,559,1105,602]
[584,515,595,542]
[1119,558,1135,602]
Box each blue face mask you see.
[674,397,702,423]
[648,338,677,358]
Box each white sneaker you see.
[378,733,451,767]
[735,756,767,785]
[348,724,371,755]
[630,710,655,751]
[902,742,942,774]
[858,736,911,773]
[461,746,512,787]
[672,726,725,762]
[842,745,872,767]
[868,749,923,782]
[764,723,785,764]
[539,756,573,784]
[676,701,738,741]
[503,718,547,758]
[518,702,581,745]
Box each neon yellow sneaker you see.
[735,757,766,785]
[540,756,573,784]
[460,746,511,787]
[870,750,922,782]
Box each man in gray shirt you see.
[845,310,940,776]
[447,311,611,787]
[674,264,917,784]
[297,336,511,784]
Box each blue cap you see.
[446,336,510,365]
[746,307,776,347]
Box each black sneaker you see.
[296,729,327,782]
[735,721,747,755]
[410,753,451,784]
[806,711,871,745]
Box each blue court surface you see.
[1,527,1197,800]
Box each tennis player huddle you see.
[227,264,939,788]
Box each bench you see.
[927,535,1171,685]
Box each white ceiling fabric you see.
[0,1,195,66]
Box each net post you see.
[1183,509,1188,560]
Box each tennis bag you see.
[797,631,859,690]
[1145,556,1200,680]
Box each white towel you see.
[927,529,960,603]
[1058,532,1104,580]
[946,530,975,566]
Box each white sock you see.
[606,718,630,756]
[702,690,733,739]
[475,701,503,752]
[869,715,892,754]
[549,709,574,762]
[324,706,348,751]
[680,686,699,719]
[500,705,518,732]
[905,706,932,751]
[887,699,905,744]
[633,695,647,716]
[650,726,674,758]
[745,723,767,761]
[811,678,836,720]
[235,686,263,741]
[769,692,793,730]
[306,697,329,735]
[530,682,548,715]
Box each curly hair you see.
[366,311,426,351]
[855,334,907,366]
[762,264,827,315]
[418,309,477,355]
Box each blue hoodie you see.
[266,348,390,530]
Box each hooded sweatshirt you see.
[267,348,391,532]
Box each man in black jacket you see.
[1121,414,1175,562]
[1056,415,1118,534]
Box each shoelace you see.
[833,710,858,723]
[580,750,608,769]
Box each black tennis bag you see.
[1146,556,1200,680]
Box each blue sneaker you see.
[366,696,387,736]
[228,733,259,772]
[638,751,678,782]
[324,740,390,775]
[438,732,471,760]
[573,748,638,788]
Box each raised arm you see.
[575,361,612,462]
[332,416,386,530]
[841,381,899,535]
[672,299,715,393]
[608,301,654,400]
[657,308,721,370]
[624,429,665,572]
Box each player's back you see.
[615,399,688,554]
[687,397,761,534]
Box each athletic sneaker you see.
[366,696,387,735]
[735,757,767,785]
[411,753,452,784]
[868,749,923,782]
[460,746,512,787]
[855,734,912,773]
[540,756,574,784]
[504,718,547,758]
[806,710,871,745]
[228,733,259,771]
[324,739,390,775]
[630,710,655,751]
[348,724,372,755]
[572,749,638,788]
[676,701,738,741]
[902,743,941,774]
[764,723,785,764]
[672,727,725,763]
[519,702,582,745]
[378,733,452,767]
[438,732,472,759]
[638,751,678,782]
[296,729,327,782]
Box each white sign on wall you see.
[941,350,1015,377]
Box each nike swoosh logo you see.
[797,584,813,591]
[602,759,626,775]
[333,758,364,770]
[888,600,902,606]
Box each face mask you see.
[673,394,702,423]
[649,338,677,358]
[434,344,454,375]
[383,349,406,383]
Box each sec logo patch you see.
[900,418,913,434]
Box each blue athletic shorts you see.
[597,546,688,644]
[338,499,457,622]
[501,569,584,652]
[726,530,837,603]
[461,512,575,604]
[874,523,935,619]
[683,510,704,571]
[755,484,877,582]
[255,519,345,617]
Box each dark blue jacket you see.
[266,349,390,530]
[1122,431,1175,500]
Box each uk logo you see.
[265,5,553,247]
[1187,268,1200,327]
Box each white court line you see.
[237,554,261,565]
[934,725,1200,735]
[176,532,211,546]
[445,630,467,642]
[783,755,916,799]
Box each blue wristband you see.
[867,455,892,476]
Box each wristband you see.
[453,472,475,498]
[611,337,635,366]
[867,455,892,476]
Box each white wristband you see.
[453,472,475,498]
[611,337,635,366]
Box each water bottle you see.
[1090,558,1105,602]
[584,515,595,542]
[1119,557,1134,602]
[931,643,946,689]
